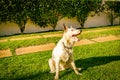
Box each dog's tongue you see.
[73,36,80,41]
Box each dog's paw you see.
[54,76,59,80]
[50,71,55,73]
[54,78,59,80]
[77,73,82,75]
[77,68,82,71]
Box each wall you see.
[84,13,110,27]
[0,22,21,36]
[56,17,81,30]
[24,19,53,33]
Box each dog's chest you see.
[60,48,73,63]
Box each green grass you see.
[79,29,120,39]
[0,40,120,80]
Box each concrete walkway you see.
[0,35,120,58]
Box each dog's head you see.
[63,24,82,42]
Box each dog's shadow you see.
[75,55,120,70]
[61,55,120,77]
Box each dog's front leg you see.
[54,59,60,80]
[71,61,82,75]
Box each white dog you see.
[48,24,82,80]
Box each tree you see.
[60,0,102,28]
[46,0,63,30]
[0,0,29,33]
[75,0,102,28]
[47,10,61,30]
[0,0,104,34]
[0,0,8,23]
[28,0,48,27]
[104,1,120,25]
[12,0,28,33]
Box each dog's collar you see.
[62,42,72,49]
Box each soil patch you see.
[75,39,95,46]
[0,49,12,58]
[92,35,120,42]
[16,43,55,55]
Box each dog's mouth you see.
[72,32,81,42]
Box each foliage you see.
[28,0,49,27]
[0,0,120,32]
[0,0,29,33]
[60,0,102,28]
[75,0,102,28]
[0,0,102,32]
[45,0,63,30]
[104,1,120,25]
[105,1,120,16]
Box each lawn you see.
[0,26,120,80]
[0,40,120,80]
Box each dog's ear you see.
[63,24,68,32]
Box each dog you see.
[48,24,82,80]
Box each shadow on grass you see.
[14,56,120,80]
[60,56,120,78]
[75,56,120,70]
[15,71,54,80]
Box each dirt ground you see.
[0,49,12,58]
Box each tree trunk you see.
[20,25,25,33]
[79,20,84,29]
[52,24,56,31]
[119,16,120,25]
[77,17,85,29]
[80,23,84,29]
[109,11,114,26]
[19,23,25,33]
